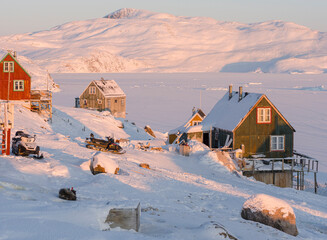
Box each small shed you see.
[0,52,31,101]
[168,108,205,144]
[79,79,126,118]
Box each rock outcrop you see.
[241,194,298,236]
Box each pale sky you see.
[0,0,326,36]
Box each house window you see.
[257,107,271,123]
[114,99,117,103]
[97,99,102,104]
[270,135,285,151]
[13,80,24,91]
[83,99,87,105]
[89,86,96,94]
[192,121,201,126]
[4,61,14,72]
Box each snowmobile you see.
[12,131,44,159]
[85,133,125,154]
[59,187,76,201]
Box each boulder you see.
[144,125,156,138]
[241,194,298,236]
[90,152,120,175]
[139,163,150,169]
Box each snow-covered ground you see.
[1,8,327,74]
[0,72,326,239]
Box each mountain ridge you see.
[0,8,326,74]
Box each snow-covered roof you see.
[93,79,125,97]
[201,91,263,131]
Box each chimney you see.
[13,51,17,58]
[229,85,232,100]
[239,86,243,101]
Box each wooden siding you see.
[234,97,294,158]
[0,54,31,100]
[243,171,293,188]
[210,128,233,148]
[80,82,126,118]
[106,97,126,118]
[169,134,177,144]
[190,114,203,126]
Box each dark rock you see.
[59,188,77,201]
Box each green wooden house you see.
[188,86,295,158]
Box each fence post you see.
[314,172,317,194]
[272,160,275,185]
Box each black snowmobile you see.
[12,131,44,159]
[85,133,125,154]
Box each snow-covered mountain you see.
[1,8,327,74]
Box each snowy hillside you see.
[0,102,327,239]
[1,8,327,74]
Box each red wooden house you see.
[0,52,31,101]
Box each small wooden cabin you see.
[79,79,126,118]
[0,52,31,100]
[187,86,295,158]
[168,108,205,144]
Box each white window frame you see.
[4,61,14,72]
[257,107,271,124]
[270,135,285,151]
[13,80,24,91]
[192,121,201,126]
[89,86,96,94]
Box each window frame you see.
[97,99,102,105]
[13,80,24,91]
[3,61,14,72]
[257,107,271,124]
[270,135,285,152]
[89,86,96,95]
[192,121,201,126]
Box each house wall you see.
[187,132,203,142]
[234,97,294,158]
[80,82,126,118]
[105,96,126,118]
[210,128,233,148]
[168,134,177,144]
[80,82,105,110]
[190,114,203,126]
[0,54,31,100]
